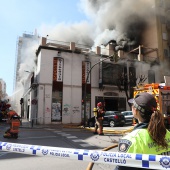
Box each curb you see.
[84,127,134,135]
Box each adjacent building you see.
[0,79,7,100]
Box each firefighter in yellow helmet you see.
[93,102,105,135]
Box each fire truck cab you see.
[133,83,170,128]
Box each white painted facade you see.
[28,40,129,125]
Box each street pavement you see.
[0,119,134,170]
[18,119,134,170]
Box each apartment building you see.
[0,79,7,100]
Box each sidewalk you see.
[20,119,134,133]
[20,119,74,129]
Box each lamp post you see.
[83,55,112,127]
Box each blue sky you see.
[0,0,88,96]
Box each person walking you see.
[115,92,170,170]
[94,102,105,135]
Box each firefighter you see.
[6,107,19,121]
[115,92,170,170]
[93,102,105,135]
[4,107,20,137]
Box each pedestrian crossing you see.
[45,128,95,148]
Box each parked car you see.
[87,111,125,127]
[121,111,133,125]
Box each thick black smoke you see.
[80,0,155,51]
[40,0,156,50]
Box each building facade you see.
[0,79,7,100]
[26,38,128,125]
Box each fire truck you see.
[133,83,170,128]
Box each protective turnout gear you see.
[7,110,18,120]
[3,109,20,139]
[3,117,20,139]
[93,107,97,112]
[94,103,105,135]
[93,108,98,117]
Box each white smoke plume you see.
[13,36,40,111]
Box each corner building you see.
[30,38,127,125]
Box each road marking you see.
[53,130,62,133]
[66,136,77,139]
[80,144,94,147]
[44,128,56,131]
[19,136,57,139]
[60,133,71,136]
[56,132,64,134]
[55,132,71,136]
[72,139,84,142]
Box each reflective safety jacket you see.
[7,110,18,119]
[96,109,105,119]
[118,125,170,155]
[114,123,170,170]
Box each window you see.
[148,70,155,84]
[163,33,168,40]
[164,49,169,57]
[105,112,110,116]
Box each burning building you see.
[13,0,170,125]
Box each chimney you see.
[96,46,101,55]
[70,42,75,51]
[118,50,124,58]
[41,37,46,46]
[106,44,114,56]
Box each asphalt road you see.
[0,121,133,170]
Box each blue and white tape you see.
[0,141,170,169]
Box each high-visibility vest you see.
[118,129,170,155]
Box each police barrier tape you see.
[0,141,170,169]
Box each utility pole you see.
[83,55,113,127]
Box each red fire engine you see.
[133,83,170,128]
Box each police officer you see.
[115,92,170,170]
[94,102,105,135]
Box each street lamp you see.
[83,55,113,127]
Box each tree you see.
[116,66,147,106]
